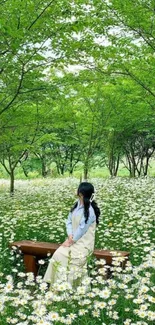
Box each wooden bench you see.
[10,240,130,277]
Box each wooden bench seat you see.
[10,240,130,277]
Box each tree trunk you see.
[10,169,15,195]
[143,156,149,176]
[126,154,136,177]
[22,165,29,177]
[143,148,154,176]
[56,163,60,175]
[41,156,47,177]
[60,165,65,175]
[69,147,74,175]
[69,168,73,175]
[114,155,120,176]
[83,162,89,180]
[80,174,82,183]
[108,152,120,177]
[130,164,136,177]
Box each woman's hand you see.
[68,235,75,245]
[68,235,73,242]
[61,235,75,247]
[61,239,71,247]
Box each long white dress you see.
[43,205,96,287]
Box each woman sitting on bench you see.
[43,182,100,288]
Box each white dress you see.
[43,204,96,287]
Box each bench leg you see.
[23,254,38,276]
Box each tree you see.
[122,126,155,177]
[0,0,96,115]
[1,0,155,184]
[60,71,108,179]
[97,76,155,177]
[100,129,122,177]
[0,103,41,193]
[87,0,155,105]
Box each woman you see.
[43,182,100,288]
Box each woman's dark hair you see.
[71,182,100,225]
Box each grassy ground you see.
[0,177,154,325]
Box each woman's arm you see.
[61,213,73,247]
[72,209,96,242]
[65,212,73,236]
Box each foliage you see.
[0,0,155,187]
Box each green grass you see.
[0,177,154,324]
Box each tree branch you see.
[0,156,11,175]
[0,64,25,116]
[28,0,55,31]
[95,66,155,100]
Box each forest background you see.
[0,0,155,193]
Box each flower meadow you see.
[0,177,155,325]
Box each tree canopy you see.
[0,0,155,191]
